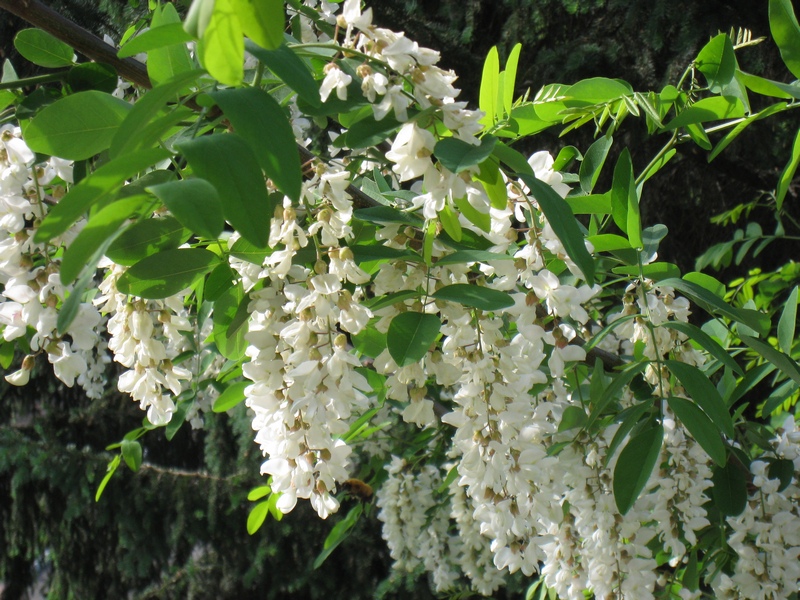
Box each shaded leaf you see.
[712,459,748,516]
[116,248,219,298]
[668,396,727,466]
[614,423,664,514]
[14,29,73,68]
[434,136,498,174]
[387,312,441,367]
[665,360,734,438]
[148,178,224,239]
[432,284,514,311]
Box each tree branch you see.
[0,0,152,89]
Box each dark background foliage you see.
[2,0,800,598]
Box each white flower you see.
[319,64,352,102]
[385,122,436,181]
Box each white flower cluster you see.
[0,125,108,397]
[711,416,800,600]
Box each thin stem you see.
[0,71,70,90]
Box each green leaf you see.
[740,334,800,387]
[668,396,727,466]
[348,244,419,264]
[639,148,676,184]
[712,459,748,516]
[209,87,302,202]
[14,29,74,68]
[116,248,219,298]
[106,215,187,265]
[517,173,595,285]
[479,46,499,127]
[605,402,654,465]
[205,263,236,302]
[739,72,800,99]
[387,312,441,367]
[475,159,508,210]
[351,325,387,358]
[212,380,249,412]
[354,206,423,226]
[198,0,244,86]
[67,62,117,94]
[120,439,143,472]
[438,203,462,242]
[665,360,734,438]
[778,286,799,353]
[178,133,271,247]
[213,284,249,361]
[503,43,522,115]
[454,194,491,232]
[247,485,271,501]
[110,69,204,158]
[611,148,640,246]
[148,179,224,239]
[663,96,745,129]
[434,135,498,174]
[24,91,132,160]
[60,195,151,285]
[696,34,737,94]
[770,0,800,79]
[146,4,195,87]
[95,455,121,502]
[362,290,421,312]
[579,134,612,194]
[492,141,534,177]
[611,262,681,281]
[564,77,633,106]
[247,500,271,534]
[229,236,270,264]
[233,0,283,50]
[658,278,770,336]
[35,148,170,243]
[709,102,788,162]
[118,23,193,58]
[313,504,362,569]
[768,458,795,492]
[661,322,744,376]
[245,40,319,107]
[613,423,663,514]
[558,405,587,432]
[432,283,514,311]
[435,250,512,266]
[588,234,631,252]
[509,104,552,136]
[567,193,612,215]
[776,127,800,211]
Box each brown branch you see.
[0,0,152,89]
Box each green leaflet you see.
[148,178,224,239]
[479,46,499,127]
[106,215,188,265]
[658,277,770,336]
[776,127,800,211]
[434,135,498,174]
[778,286,799,353]
[233,0,284,51]
[696,34,737,94]
[613,422,664,514]
[24,91,132,160]
[60,195,152,285]
[118,23,193,58]
[246,40,319,106]
[667,396,727,467]
[116,248,220,298]
[178,133,272,247]
[578,134,612,194]
[770,0,800,79]
[517,173,595,285]
[712,459,748,516]
[663,96,746,130]
[198,0,244,86]
[35,148,171,243]
[212,381,249,413]
[14,28,74,68]
[147,3,195,87]
[665,360,735,438]
[387,312,441,367]
[213,283,249,361]
[209,87,302,202]
[432,284,514,312]
[740,334,800,387]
